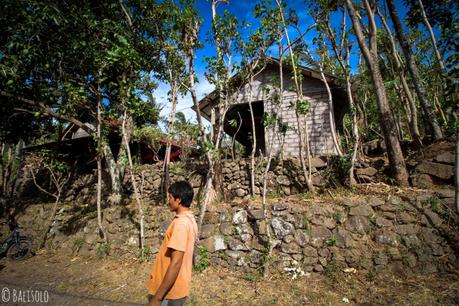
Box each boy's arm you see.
[148,248,184,306]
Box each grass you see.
[1,252,458,306]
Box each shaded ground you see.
[0,252,458,305]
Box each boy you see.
[147,181,198,306]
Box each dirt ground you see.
[0,251,458,306]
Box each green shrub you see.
[96,241,110,259]
[193,245,209,272]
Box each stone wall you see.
[9,189,458,275]
[197,191,457,274]
[125,157,329,201]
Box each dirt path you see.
[0,252,458,305]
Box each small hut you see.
[193,57,348,157]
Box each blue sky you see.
[156,0,412,125]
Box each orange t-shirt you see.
[146,211,197,299]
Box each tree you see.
[196,1,241,231]
[23,151,70,248]
[386,0,443,141]
[275,0,315,192]
[0,0,162,202]
[154,0,188,195]
[309,2,361,185]
[345,0,409,186]
[237,10,277,196]
[376,7,423,147]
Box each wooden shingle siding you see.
[218,64,340,157]
[254,66,337,157]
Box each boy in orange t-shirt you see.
[147,181,198,306]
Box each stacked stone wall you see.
[8,189,457,275]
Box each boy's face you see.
[167,192,181,212]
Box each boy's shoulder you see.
[174,213,196,226]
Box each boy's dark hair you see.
[168,181,194,207]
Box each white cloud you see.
[157,74,215,127]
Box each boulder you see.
[402,235,421,249]
[220,222,233,236]
[345,216,370,234]
[395,224,419,235]
[276,175,290,186]
[412,174,439,188]
[434,152,454,164]
[272,203,288,211]
[283,234,294,243]
[294,229,308,247]
[247,208,264,220]
[341,197,359,208]
[232,210,247,225]
[368,197,385,207]
[355,167,378,177]
[281,242,301,254]
[235,189,246,197]
[416,161,454,180]
[227,237,249,251]
[375,217,393,227]
[424,209,443,227]
[201,235,227,253]
[335,228,356,248]
[349,205,375,217]
[271,218,294,238]
[398,212,417,224]
[309,226,332,247]
[434,189,455,198]
[374,229,399,247]
[310,157,327,168]
[255,220,267,235]
[200,224,216,239]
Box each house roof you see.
[192,57,338,121]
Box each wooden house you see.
[194,57,348,157]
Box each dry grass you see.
[0,253,458,305]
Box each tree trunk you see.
[122,111,145,250]
[185,23,217,233]
[231,113,243,161]
[386,0,443,141]
[277,0,314,192]
[39,194,60,249]
[103,142,123,204]
[455,131,459,214]
[377,8,423,146]
[163,76,178,195]
[248,79,257,196]
[318,60,343,156]
[345,0,409,186]
[324,13,359,186]
[417,0,446,74]
[97,103,106,241]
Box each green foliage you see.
[139,246,151,262]
[325,155,352,187]
[325,235,337,246]
[0,0,164,147]
[425,195,440,212]
[132,126,164,154]
[96,241,111,259]
[193,245,209,273]
[295,98,311,115]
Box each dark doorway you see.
[223,101,265,156]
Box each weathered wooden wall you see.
[228,65,338,157]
